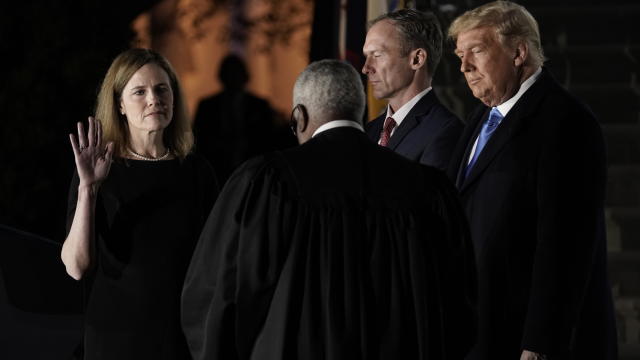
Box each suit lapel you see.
[387,91,438,150]
[387,115,418,150]
[459,68,552,192]
[461,110,523,190]
[366,114,385,142]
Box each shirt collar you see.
[312,120,364,138]
[385,87,432,126]
[495,67,542,116]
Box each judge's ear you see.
[292,104,311,144]
[513,42,528,67]
[295,104,309,134]
[410,48,427,70]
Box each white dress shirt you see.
[312,120,364,138]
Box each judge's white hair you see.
[293,60,365,124]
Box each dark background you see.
[0,1,159,243]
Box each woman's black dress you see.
[66,154,217,359]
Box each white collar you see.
[496,67,542,117]
[312,120,364,138]
[385,87,432,126]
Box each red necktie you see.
[379,117,396,147]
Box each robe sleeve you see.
[181,155,278,360]
[428,167,478,359]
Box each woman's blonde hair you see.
[448,1,545,68]
[95,48,192,159]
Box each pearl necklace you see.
[127,148,171,161]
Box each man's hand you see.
[520,350,547,360]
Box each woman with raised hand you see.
[61,48,218,359]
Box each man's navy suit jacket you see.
[365,90,463,171]
[447,68,617,359]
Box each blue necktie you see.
[465,107,503,177]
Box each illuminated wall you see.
[132,0,313,122]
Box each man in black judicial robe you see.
[447,2,617,359]
[182,59,477,360]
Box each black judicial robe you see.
[182,126,477,360]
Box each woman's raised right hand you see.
[69,116,114,187]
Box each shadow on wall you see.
[193,54,297,186]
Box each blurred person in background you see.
[193,54,295,186]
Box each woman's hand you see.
[63,116,113,280]
[70,116,114,188]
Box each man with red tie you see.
[362,9,463,171]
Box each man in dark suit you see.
[362,9,463,171]
[181,59,477,360]
[447,2,617,359]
